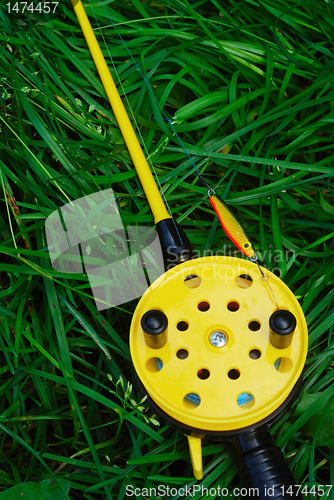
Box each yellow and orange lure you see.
[200,177,279,309]
[209,193,256,259]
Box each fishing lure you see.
[197,174,255,258]
[209,193,255,258]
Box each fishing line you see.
[250,254,279,310]
[94,1,206,182]
[152,117,202,177]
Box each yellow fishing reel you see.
[130,256,308,489]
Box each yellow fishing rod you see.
[70,2,308,497]
[70,0,193,269]
[70,0,169,225]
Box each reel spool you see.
[130,256,308,496]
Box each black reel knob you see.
[141,310,168,349]
[269,310,296,349]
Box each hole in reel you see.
[198,301,210,312]
[248,320,261,331]
[197,369,210,380]
[183,393,201,408]
[227,301,240,312]
[177,321,189,331]
[184,275,201,289]
[274,358,292,373]
[146,358,163,372]
[236,274,253,288]
[237,392,255,409]
[228,368,240,380]
[177,349,189,359]
[249,349,261,359]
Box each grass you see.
[0,0,334,498]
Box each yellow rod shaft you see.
[71,0,171,224]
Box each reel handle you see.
[231,426,302,499]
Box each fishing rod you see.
[70,0,192,271]
[70,1,308,496]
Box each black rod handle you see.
[155,218,193,270]
[231,427,302,499]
